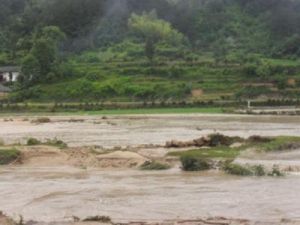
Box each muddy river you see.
[1,114,300,223]
[0,167,300,223]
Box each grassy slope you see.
[169,146,241,159]
[22,54,300,102]
[9,37,300,103]
[0,107,224,116]
[83,107,224,115]
[29,64,237,101]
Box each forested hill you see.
[1,0,300,102]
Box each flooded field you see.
[1,114,300,224]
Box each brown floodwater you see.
[1,114,300,147]
[1,114,300,223]
[0,167,299,223]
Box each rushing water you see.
[1,114,300,147]
[0,167,300,223]
[1,114,300,223]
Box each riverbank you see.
[1,213,300,225]
[0,107,225,117]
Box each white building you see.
[0,66,20,83]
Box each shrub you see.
[27,137,67,148]
[257,136,300,152]
[0,139,4,146]
[83,216,111,223]
[180,156,211,171]
[46,72,58,82]
[268,166,284,177]
[276,78,288,90]
[27,138,41,146]
[243,63,257,77]
[223,163,253,176]
[0,149,21,165]
[208,133,235,147]
[256,63,271,78]
[11,86,44,102]
[168,66,184,78]
[0,52,9,65]
[45,138,67,148]
[248,136,272,143]
[31,117,51,124]
[224,163,278,177]
[277,142,300,151]
[85,72,102,81]
[252,165,266,176]
[140,161,170,170]
[235,86,272,99]
[273,34,300,57]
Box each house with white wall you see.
[0,66,20,83]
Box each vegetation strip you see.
[0,149,21,165]
[168,134,300,175]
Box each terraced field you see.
[14,53,300,102]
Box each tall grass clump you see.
[45,138,68,148]
[140,161,170,170]
[0,149,21,165]
[27,137,67,148]
[180,155,212,171]
[27,138,41,146]
[31,117,51,124]
[82,216,111,223]
[223,163,283,177]
[223,163,253,176]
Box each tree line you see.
[1,0,300,88]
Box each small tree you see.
[31,38,56,78]
[20,54,40,86]
[128,10,184,62]
[20,26,65,87]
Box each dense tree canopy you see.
[1,0,300,56]
[20,26,66,87]
[1,0,300,89]
[129,10,184,61]
[1,0,300,102]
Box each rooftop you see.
[0,66,20,73]
[0,84,11,92]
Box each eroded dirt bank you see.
[10,145,151,169]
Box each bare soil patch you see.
[5,145,149,169]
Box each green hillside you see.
[13,47,300,102]
[1,0,300,103]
